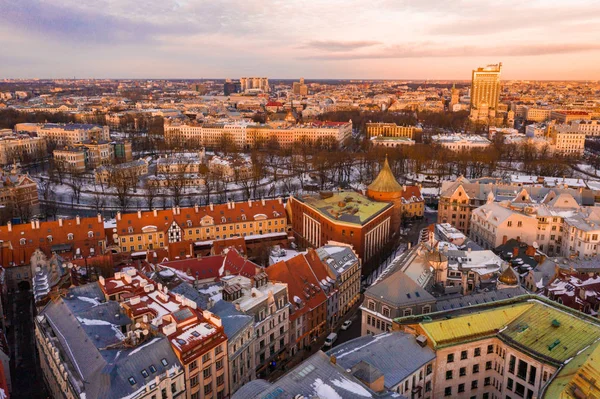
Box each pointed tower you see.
[367,156,404,233]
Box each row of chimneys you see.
[7,213,103,232]
[117,197,285,221]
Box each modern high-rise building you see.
[292,77,308,95]
[469,63,502,122]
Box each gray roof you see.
[170,281,211,309]
[232,351,403,399]
[435,286,528,311]
[327,332,435,390]
[40,283,182,399]
[210,300,253,339]
[441,179,595,206]
[366,269,435,307]
[316,245,359,277]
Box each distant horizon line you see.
[2,77,599,83]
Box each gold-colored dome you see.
[367,156,403,193]
[498,267,519,286]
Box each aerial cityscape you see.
[1,1,600,399]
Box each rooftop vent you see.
[551,319,561,328]
[416,335,428,347]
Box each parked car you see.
[341,320,352,330]
[323,333,338,348]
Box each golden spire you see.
[367,156,403,193]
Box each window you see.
[446,370,453,380]
[203,353,211,363]
[190,375,199,387]
[67,233,74,240]
[487,344,494,354]
[149,365,157,373]
[217,374,224,386]
[216,359,223,370]
[458,383,465,393]
[190,360,198,370]
[473,364,479,374]
[204,383,212,395]
[444,387,452,396]
[471,380,478,390]
[517,360,528,380]
[485,377,491,386]
[426,364,432,376]
[215,345,223,355]
[141,369,149,378]
[509,355,516,374]
[528,365,537,385]
[128,377,136,385]
[486,361,492,370]
[461,350,468,360]
[203,367,211,378]
[507,377,514,390]
[515,382,525,397]
[425,381,431,392]
[447,353,454,363]
[474,347,481,357]
[161,358,168,367]
[459,367,466,377]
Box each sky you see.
[1,0,600,80]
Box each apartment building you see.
[470,202,539,250]
[0,166,39,219]
[437,177,595,235]
[240,77,269,93]
[220,273,290,378]
[314,243,362,317]
[53,146,87,173]
[547,123,586,156]
[395,296,600,399]
[266,254,327,357]
[112,199,288,254]
[100,268,230,399]
[164,120,352,149]
[365,122,420,139]
[569,119,600,136]
[36,283,186,399]
[0,215,106,291]
[0,133,46,165]
[550,110,591,123]
[95,158,149,185]
[524,106,552,122]
[15,123,110,146]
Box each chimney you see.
[230,201,235,209]
[137,210,142,219]
[172,206,176,215]
[153,209,158,217]
[35,219,40,229]
[502,235,508,245]
[209,203,214,211]
[194,204,199,213]
[7,221,11,232]
[31,220,35,229]
[248,199,252,208]
[117,212,122,221]
[513,246,519,257]
[227,202,231,210]
[277,197,282,204]
[97,213,102,223]
[76,215,81,225]
[58,218,63,227]
[176,206,180,215]
[261,198,265,206]
[525,245,536,257]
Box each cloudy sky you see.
[1,0,600,80]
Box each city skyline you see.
[1,0,600,80]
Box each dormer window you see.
[128,227,134,233]
[47,235,53,243]
[187,220,192,227]
[88,231,94,238]
[221,216,226,223]
[19,238,26,246]
[67,233,74,241]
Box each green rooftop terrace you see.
[297,190,392,225]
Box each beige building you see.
[0,134,47,165]
[396,296,600,399]
[15,123,110,146]
[95,158,149,185]
[53,146,87,173]
[524,106,553,122]
[431,134,491,151]
[547,124,586,156]
[550,110,591,123]
[470,63,502,122]
[365,123,420,139]
[240,77,269,93]
[74,140,113,168]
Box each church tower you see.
[367,156,404,233]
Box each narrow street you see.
[7,290,47,399]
